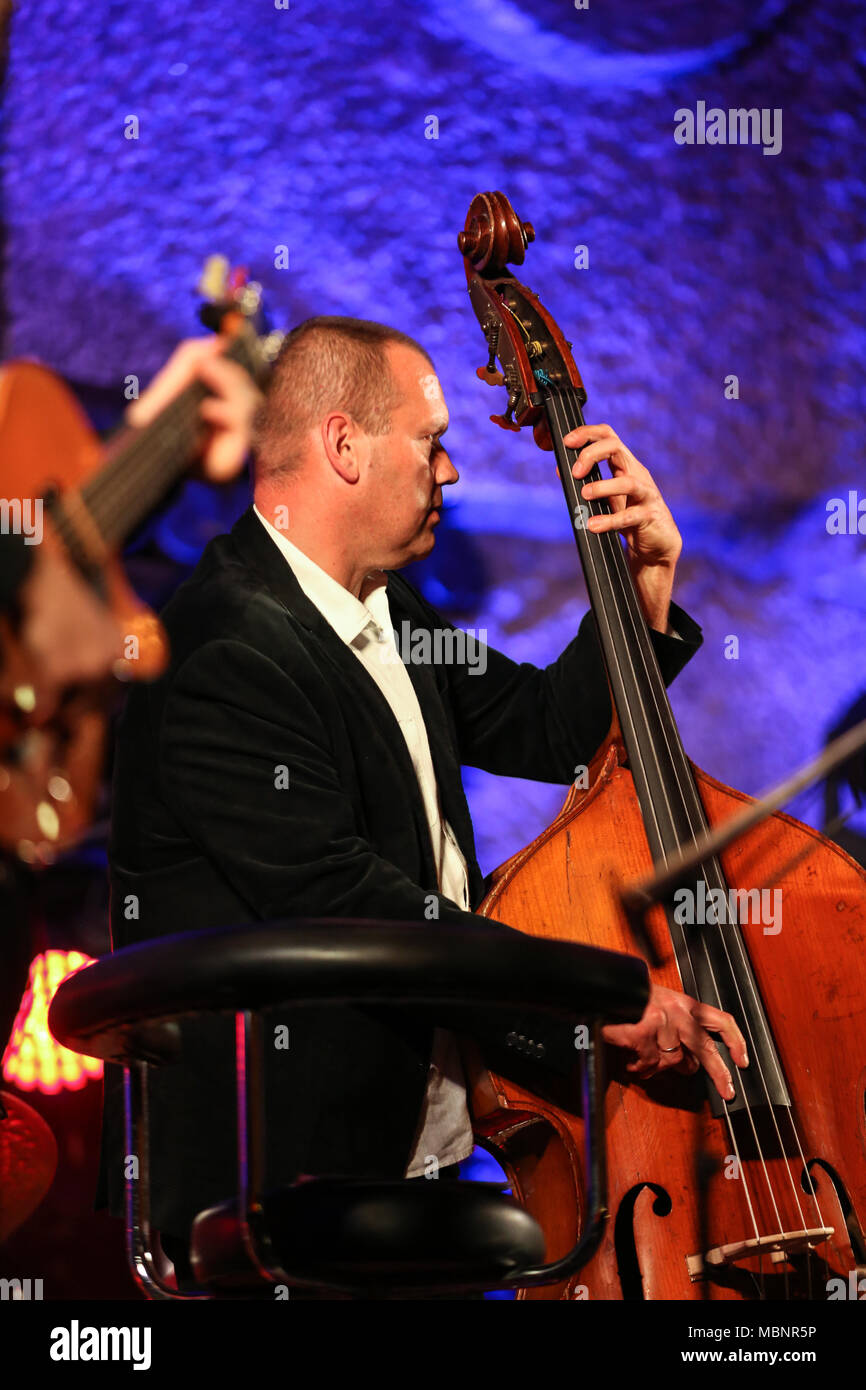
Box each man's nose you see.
[436,451,459,486]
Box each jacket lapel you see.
[227,508,441,883]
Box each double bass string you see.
[568,442,831,1279]
[548,392,816,1301]
[547,382,830,1292]
[543,387,769,1250]
[544,386,830,1287]
[552,380,832,1294]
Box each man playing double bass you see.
[100,316,748,1283]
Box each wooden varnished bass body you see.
[469,750,866,1299]
[457,192,866,1300]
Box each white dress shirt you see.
[253,506,475,1177]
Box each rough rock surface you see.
[2,0,864,873]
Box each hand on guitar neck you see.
[14,336,261,693]
[124,334,262,482]
[1,333,262,862]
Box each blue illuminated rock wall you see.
[2,0,864,871]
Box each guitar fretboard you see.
[75,332,259,550]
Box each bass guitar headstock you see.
[196,256,283,384]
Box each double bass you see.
[457,192,866,1300]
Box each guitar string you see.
[77,335,257,547]
[546,385,828,1274]
[52,385,212,555]
[83,332,255,536]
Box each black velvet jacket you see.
[97,505,702,1239]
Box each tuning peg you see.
[490,412,521,433]
[476,365,505,386]
[491,387,523,432]
[476,320,505,385]
[198,255,230,301]
[236,280,263,317]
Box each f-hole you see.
[803,1157,866,1265]
[613,1182,672,1300]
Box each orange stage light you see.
[1,951,103,1094]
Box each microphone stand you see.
[621,718,866,928]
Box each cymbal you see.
[0,1089,57,1243]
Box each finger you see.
[128,337,226,423]
[197,392,259,481]
[624,1025,663,1071]
[602,1004,664,1052]
[200,431,249,482]
[655,1008,681,1055]
[585,505,650,533]
[197,397,247,429]
[691,1003,749,1069]
[565,431,622,478]
[195,354,262,408]
[675,1018,735,1100]
[603,1021,660,1070]
[650,1028,687,1075]
[601,1021,637,1048]
[699,1037,735,1100]
[674,1053,701,1076]
[561,422,616,449]
[580,476,647,503]
[569,439,627,475]
[626,1058,660,1078]
[126,337,225,426]
[569,442,624,479]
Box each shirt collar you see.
[253,505,389,646]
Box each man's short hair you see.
[254,316,433,480]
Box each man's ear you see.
[321,411,363,483]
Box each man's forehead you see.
[388,342,446,411]
[419,371,444,405]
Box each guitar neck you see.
[74,332,260,550]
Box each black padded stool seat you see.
[48,919,648,1298]
[191,1178,546,1295]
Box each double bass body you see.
[472,749,866,1300]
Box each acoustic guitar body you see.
[0,362,167,863]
